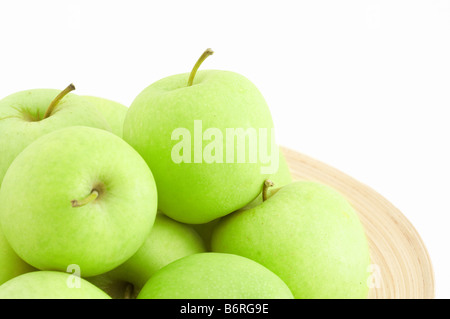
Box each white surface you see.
[0,0,448,298]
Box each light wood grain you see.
[281,147,435,299]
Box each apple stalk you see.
[262,179,274,202]
[43,83,76,119]
[187,48,214,87]
[71,190,99,208]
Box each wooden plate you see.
[281,147,435,299]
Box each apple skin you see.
[0,126,158,277]
[104,213,206,291]
[211,181,371,299]
[137,252,293,299]
[123,70,275,224]
[0,89,111,185]
[82,95,128,138]
[0,271,111,299]
[0,230,35,285]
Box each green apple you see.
[211,181,371,299]
[137,252,293,299]
[0,84,111,185]
[82,95,128,138]
[123,49,277,224]
[0,126,157,277]
[0,230,35,285]
[0,271,111,299]
[105,214,206,291]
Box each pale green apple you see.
[137,252,293,299]
[211,181,371,299]
[0,85,111,185]
[106,214,206,291]
[0,271,111,299]
[82,95,128,138]
[0,126,157,277]
[123,49,277,224]
[0,230,35,285]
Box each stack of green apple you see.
[0,49,371,299]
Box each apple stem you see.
[187,48,214,86]
[43,83,76,119]
[262,179,274,202]
[71,189,99,208]
[123,283,134,299]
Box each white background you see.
[0,1,448,298]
